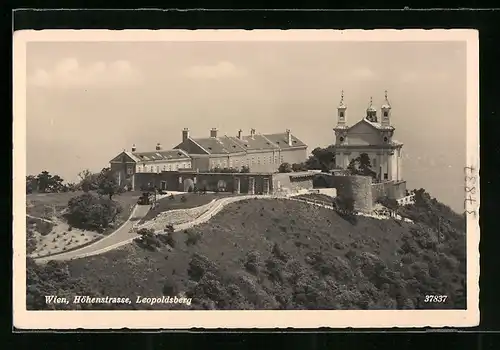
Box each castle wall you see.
[134,171,275,194]
[371,180,407,203]
[329,175,373,213]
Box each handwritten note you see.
[464,165,478,218]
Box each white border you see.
[13,29,480,329]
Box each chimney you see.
[182,128,190,142]
[237,129,242,139]
[250,128,256,139]
[131,144,136,152]
[156,143,162,151]
[286,129,292,146]
[210,128,218,138]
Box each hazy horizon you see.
[25,40,467,212]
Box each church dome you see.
[367,105,377,112]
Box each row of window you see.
[211,155,285,169]
[136,162,191,173]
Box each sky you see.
[25,40,467,212]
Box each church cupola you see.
[336,90,347,127]
[366,96,377,122]
[381,90,391,127]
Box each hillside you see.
[27,190,466,310]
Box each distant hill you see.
[26,189,466,310]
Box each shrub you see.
[35,220,54,236]
[159,233,176,248]
[162,279,178,296]
[271,242,290,262]
[66,193,122,232]
[135,228,162,251]
[244,250,262,275]
[185,231,202,246]
[187,253,218,281]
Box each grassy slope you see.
[27,196,466,310]
[26,191,140,257]
[139,192,240,223]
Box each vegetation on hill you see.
[27,188,466,310]
[65,193,123,232]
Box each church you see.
[333,91,404,183]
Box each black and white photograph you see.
[13,29,479,329]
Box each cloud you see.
[28,58,142,88]
[184,61,247,79]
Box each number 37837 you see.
[424,295,448,303]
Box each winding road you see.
[35,195,278,263]
[34,192,409,264]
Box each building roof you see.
[132,149,191,162]
[262,132,307,149]
[189,131,307,155]
[362,118,395,131]
[188,135,247,155]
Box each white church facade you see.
[333,91,404,182]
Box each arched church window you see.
[339,137,344,142]
[383,111,388,117]
[340,112,344,118]
[383,137,388,142]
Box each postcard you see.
[13,29,479,329]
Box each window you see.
[257,157,261,165]
[383,111,388,117]
[340,111,344,118]
[384,173,388,180]
[269,156,272,164]
[149,166,154,172]
[156,166,160,173]
[280,156,284,163]
[162,165,166,171]
[251,157,255,165]
[127,166,133,175]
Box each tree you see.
[346,153,376,179]
[34,171,65,193]
[26,175,38,194]
[78,169,99,192]
[66,193,122,232]
[308,146,336,171]
[278,162,293,173]
[240,165,250,173]
[292,163,307,172]
[96,168,120,200]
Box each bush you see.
[162,279,178,296]
[187,253,218,281]
[35,220,54,236]
[244,250,262,275]
[159,233,176,248]
[135,228,162,251]
[66,193,122,232]
[185,231,202,246]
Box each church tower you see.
[337,90,347,127]
[381,90,391,127]
[365,97,377,122]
